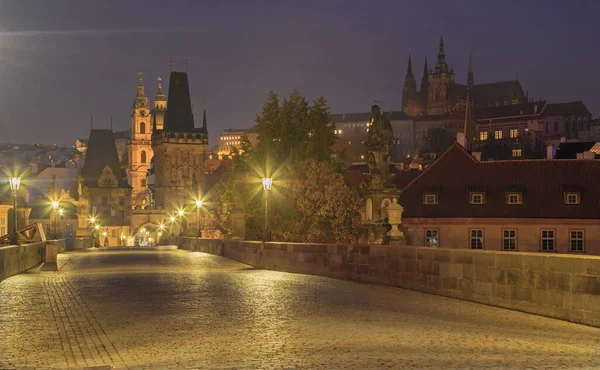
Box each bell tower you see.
[427,36,455,115]
[128,72,153,208]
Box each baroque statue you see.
[365,104,394,188]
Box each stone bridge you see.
[1,246,599,369]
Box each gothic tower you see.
[427,36,455,115]
[401,55,417,114]
[128,72,153,208]
[152,69,208,215]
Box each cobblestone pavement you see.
[1,249,600,369]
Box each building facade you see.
[398,141,600,255]
[219,127,258,155]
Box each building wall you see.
[219,131,258,155]
[176,237,600,328]
[152,137,207,212]
[404,218,600,255]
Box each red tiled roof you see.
[400,142,600,219]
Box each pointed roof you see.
[467,54,474,87]
[434,35,449,73]
[82,129,130,188]
[133,72,149,109]
[163,71,195,132]
[422,58,429,79]
[405,54,414,79]
[202,102,208,134]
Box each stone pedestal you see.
[387,199,406,245]
[45,244,58,263]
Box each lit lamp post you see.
[101,230,108,247]
[195,200,203,238]
[94,224,100,247]
[58,208,64,238]
[262,177,273,242]
[9,176,21,245]
[158,224,165,242]
[51,200,59,239]
[178,209,185,236]
[169,216,176,237]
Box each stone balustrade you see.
[177,237,600,328]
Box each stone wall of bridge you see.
[177,237,600,328]
[0,238,92,281]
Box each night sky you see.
[0,0,597,147]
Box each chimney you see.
[456,132,468,149]
[546,144,556,159]
[472,152,482,161]
[582,151,595,160]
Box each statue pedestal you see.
[387,199,406,245]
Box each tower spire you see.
[406,54,414,79]
[467,53,474,87]
[184,58,188,73]
[435,35,448,73]
[136,72,145,97]
[169,57,173,72]
[202,100,207,133]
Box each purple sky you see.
[0,0,598,147]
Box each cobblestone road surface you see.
[1,248,600,369]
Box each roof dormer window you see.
[469,192,485,204]
[506,192,523,204]
[423,193,438,204]
[565,192,580,205]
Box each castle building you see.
[151,70,209,214]
[402,36,527,116]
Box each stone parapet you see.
[0,238,93,281]
[174,237,600,328]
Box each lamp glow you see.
[262,177,273,191]
[9,177,21,191]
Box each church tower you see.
[427,36,455,115]
[152,77,166,131]
[128,72,153,208]
[401,55,417,114]
[152,69,208,215]
[420,58,429,110]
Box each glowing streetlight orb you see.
[58,208,64,216]
[101,231,107,237]
[178,209,184,217]
[195,200,203,208]
[262,177,273,191]
[51,201,59,210]
[89,216,96,224]
[169,216,175,223]
[95,225,100,230]
[9,177,21,191]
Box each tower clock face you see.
[140,110,146,116]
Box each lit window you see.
[479,132,488,141]
[540,230,555,251]
[506,193,522,204]
[512,149,522,157]
[470,192,485,204]
[510,128,519,138]
[112,230,117,237]
[425,229,439,247]
[569,230,584,252]
[470,229,484,249]
[495,130,503,139]
[503,229,517,250]
[565,193,580,204]
[424,193,438,204]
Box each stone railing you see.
[0,238,93,281]
[176,237,600,328]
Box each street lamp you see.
[58,208,64,238]
[9,176,21,245]
[195,199,203,238]
[51,200,59,239]
[262,177,273,241]
[169,216,176,237]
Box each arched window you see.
[141,179,146,187]
[366,199,373,221]
[141,150,146,163]
[140,122,146,134]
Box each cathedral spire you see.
[154,76,166,103]
[467,54,474,87]
[202,101,207,134]
[406,54,414,79]
[435,35,448,73]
